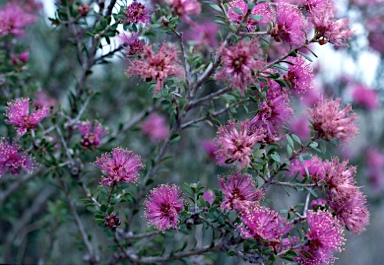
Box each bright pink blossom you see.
[311,198,327,209]
[296,210,345,265]
[285,55,314,94]
[5,98,50,136]
[219,173,264,211]
[0,2,37,37]
[144,184,185,231]
[167,0,201,23]
[351,84,380,110]
[141,113,170,143]
[215,40,263,94]
[271,3,308,47]
[77,120,107,148]
[324,158,369,234]
[0,138,36,177]
[32,90,57,109]
[202,189,215,204]
[126,43,184,96]
[308,97,358,143]
[119,32,145,56]
[215,120,265,169]
[237,205,292,241]
[123,1,152,25]
[290,115,311,140]
[11,51,29,65]
[94,147,144,186]
[289,155,325,181]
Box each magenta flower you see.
[296,210,345,265]
[271,3,308,47]
[126,43,184,96]
[250,85,293,141]
[285,55,314,94]
[219,173,264,211]
[0,138,36,177]
[0,2,37,37]
[308,97,358,143]
[32,90,57,109]
[366,148,384,191]
[144,184,185,231]
[141,113,170,143]
[123,1,152,25]
[289,155,325,181]
[94,147,144,186]
[215,40,263,94]
[186,22,219,48]
[167,0,201,24]
[77,120,107,148]
[351,84,380,110]
[237,205,292,241]
[11,51,29,65]
[311,198,327,209]
[119,32,145,56]
[215,120,265,169]
[202,189,215,205]
[323,158,369,234]
[290,115,311,140]
[5,98,50,136]
[228,0,274,30]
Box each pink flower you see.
[285,55,314,94]
[119,32,145,56]
[11,51,29,65]
[237,205,292,241]
[5,98,50,136]
[215,40,263,94]
[271,3,308,47]
[311,198,327,209]
[123,1,152,25]
[215,120,265,169]
[289,155,325,181]
[144,184,185,231]
[290,115,311,140]
[351,84,380,110]
[202,189,215,204]
[141,113,170,143]
[126,43,184,96]
[77,120,107,148]
[94,147,144,186]
[308,97,358,143]
[296,210,345,265]
[0,138,36,176]
[186,22,219,48]
[0,2,37,37]
[324,158,369,234]
[228,0,274,30]
[366,148,384,191]
[32,90,57,109]
[308,0,354,48]
[219,173,264,211]
[167,0,201,23]
[250,84,293,141]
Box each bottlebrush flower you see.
[123,1,152,25]
[323,158,369,234]
[290,115,311,140]
[311,198,327,209]
[94,147,144,186]
[144,184,185,231]
[32,90,57,109]
[141,113,170,143]
[271,3,308,47]
[237,205,292,241]
[351,84,380,110]
[250,84,293,141]
[202,189,215,204]
[166,0,201,24]
[296,210,345,265]
[0,138,36,177]
[215,40,263,94]
[308,97,358,143]
[219,173,264,211]
[228,0,274,30]
[126,43,184,96]
[215,120,265,169]
[119,32,145,56]
[289,155,325,181]
[285,55,314,94]
[11,51,29,65]
[5,98,50,136]
[77,120,107,148]
[0,2,37,37]
[185,22,219,48]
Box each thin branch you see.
[184,87,231,111]
[116,229,161,240]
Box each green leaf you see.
[233,6,244,15]
[309,142,318,148]
[272,64,289,71]
[305,187,318,197]
[286,134,294,149]
[298,51,313,62]
[209,4,222,12]
[271,152,281,163]
[291,134,301,145]
[250,14,263,21]
[170,133,180,143]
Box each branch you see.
[184,87,231,111]
[116,229,161,240]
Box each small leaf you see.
[298,51,313,62]
[291,134,302,145]
[250,14,263,21]
[233,6,244,15]
[209,4,222,12]
[271,152,281,163]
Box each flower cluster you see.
[77,120,107,148]
[0,2,37,37]
[285,55,314,94]
[351,84,380,110]
[123,1,152,25]
[94,147,144,186]
[144,184,185,231]
[289,155,325,181]
[166,0,201,23]
[120,32,145,56]
[0,138,36,177]
[5,98,50,136]
[141,113,170,143]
